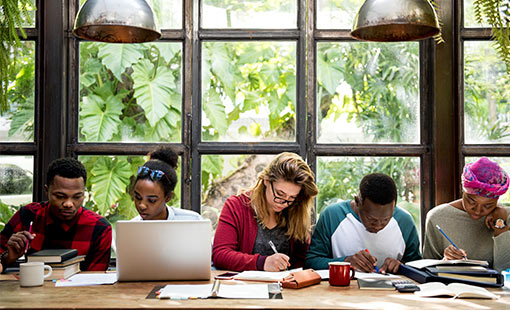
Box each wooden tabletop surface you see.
[1,271,510,309]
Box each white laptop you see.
[115,220,212,281]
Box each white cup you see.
[19,262,52,287]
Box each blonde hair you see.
[247,152,318,242]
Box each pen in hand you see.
[364,249,380,273]
[268,240,288,271]
[25,221,33,254]
[435,225,467,259]
[268,240,278,254]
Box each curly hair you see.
[46,158,87,185]
[358,173,397,205]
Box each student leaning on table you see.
[305,173,421,274]
[423,157,510,271]
[212,152,318,272]
[0,158,112,272]
[130,147,202,221]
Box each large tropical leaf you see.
[90,157,132,215]
[97,44,144,82]
[208,43,236,101]
[144,107,181,141]
[8,101,34,139]
[203,89,228,135]
[317,53,344,95]
[154,43,182,64]
[132,59,174,127]
[80,93,124,141]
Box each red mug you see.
[329,262,355,286]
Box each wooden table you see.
[1,272,510,309]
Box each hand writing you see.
[345,250,377,273]
[443,245,467,260]
[264,253,290,271]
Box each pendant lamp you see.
[351,0,440,42]
[73,0,161,43]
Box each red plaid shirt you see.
[0,202,112,271]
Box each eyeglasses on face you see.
[270,181,296,206]
[137,166,166,181]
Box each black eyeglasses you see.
[270,181,296,206]
[137,166,167,182]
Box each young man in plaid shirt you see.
[0,158,112,271]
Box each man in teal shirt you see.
[305,173,421,273]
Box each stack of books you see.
[400,259,503,287]
[27,249,83,281]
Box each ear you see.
[165,192,174,203]
[44,184,49,196]
[354,194,361,205]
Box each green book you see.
[27,249,78,263]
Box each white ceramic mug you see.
[19,262,52,287]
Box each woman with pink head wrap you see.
[423,157,510,271]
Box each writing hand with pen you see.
[436,225,468,260]
[344,249,401,274]
[264,240,290,272]
[4,221,35,266]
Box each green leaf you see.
[80,93,124,141]
[132,59,174,127]
[8,102,34,138]
[208,43,236,101]
[144,108,181,141]
[317,54,344,95]
[203,89,228,135]
[98,44,144,82]
[90,157,132,215]
[155,43,182,63]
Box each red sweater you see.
[212,194,309,271]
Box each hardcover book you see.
[27,249,78,263]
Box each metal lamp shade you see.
[73,0,161,43]
[351,0,440,42]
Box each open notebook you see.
[414,282,498,299]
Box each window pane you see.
[78,155,182,224]
[465,157,510,205]
[202,0,297,28]
[147,0,182,29]
[78,42,182,143]
[317,42,420,144]
[202,42,296,142]
[463,0,483,28]
[464,41,510,144]
[317,0,364,29]
[0,155,33,230]
[201,154,274,230]
[1,41,35,142]
[317,156,421,234]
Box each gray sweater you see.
[423,203,510,272]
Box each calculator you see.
[391,280,420,293]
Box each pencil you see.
[435,225,466,258]
[24,221,33,253]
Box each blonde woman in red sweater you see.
[212,152,318,272]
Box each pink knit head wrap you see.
[462,157,509,199]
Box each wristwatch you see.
[495,218,506,229]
